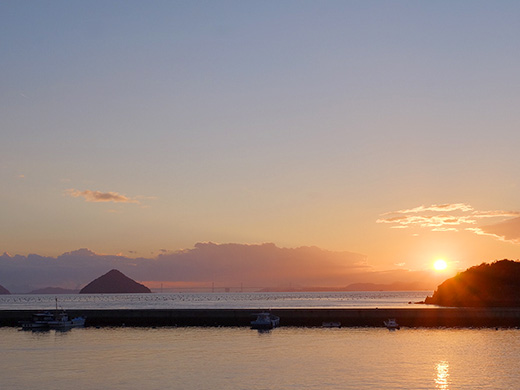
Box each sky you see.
[2,1,520,287]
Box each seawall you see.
[3,308,520,328]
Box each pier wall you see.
[3,308,520,328]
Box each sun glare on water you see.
[434,259,448,271]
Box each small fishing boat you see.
[250,312,280,330]
[383,318,400,330]
[19,298,86,330]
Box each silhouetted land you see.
[0,285,10,295]
[425,260,520,307]
[28,287,79,294]
[79,269,151,294]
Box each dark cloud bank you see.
[1,243,441,293]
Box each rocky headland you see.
[425,260,520,307]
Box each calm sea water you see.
[1,326,519,390]
[0,291,432,310]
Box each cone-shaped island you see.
[79,269,151,294]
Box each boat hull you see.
[250,313,280,330]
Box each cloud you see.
[468,216,520,244]
[472,210,520,218]
[0,243,371,293]
[66,189,140,204]
[387,203,474,214]
[378,203,520,244]
[376,210,477,229]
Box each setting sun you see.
[434,259,448,271]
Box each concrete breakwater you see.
[2,308,520,328]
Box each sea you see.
[2,291,519,390]
[0,290,432,310]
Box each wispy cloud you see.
[468,217,520,244]
[65,189,140,204]
[383,203,474,215]
[471,210,520,218]
[378,203,520,244]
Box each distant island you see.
[29,287,79,294]
[80,269,151,294]
[424,260,520,307]
[0,285,10,295]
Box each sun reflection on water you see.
[435,361,450,389]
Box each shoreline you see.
[2,307,520,328]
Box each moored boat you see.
[20,310,86,330]
[19,298,86,330]
[383,318,400,330]
[47,311,86,329]
[251,312,280,330]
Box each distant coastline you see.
[28,287,79,294]
[4,283,434,295]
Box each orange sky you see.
[2,2,520,280]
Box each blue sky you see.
[2,1,520,275]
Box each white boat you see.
[19,298,86,330]
[251,312,280,330]
[20,310,86,330]
[383,318,400,330]
[47,311,86,329]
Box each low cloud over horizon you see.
[377,203,520,243]
[0,242,443,293]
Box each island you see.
[29,287,79,294]
[424,259,520,307]
[79,269,151,294]
[0,285,10,295]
